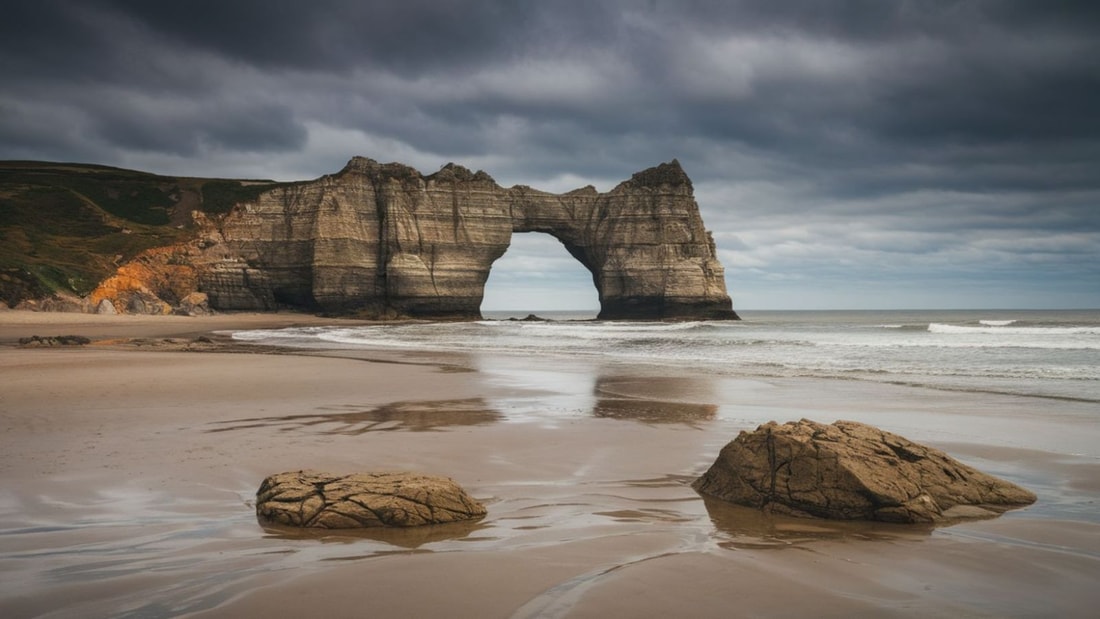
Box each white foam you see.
[928,323,1100,336]
[225,316,1100,398]
[979,319,1016,326]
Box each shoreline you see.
[2,310,1098,617]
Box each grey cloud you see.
[89,100,308,155]
[8,2,1098,186]
[2,1,1098,308]
[88,0,613,75]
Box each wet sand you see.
[1,311,1098,618]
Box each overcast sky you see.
[3,1,1099,310]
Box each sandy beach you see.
[1,310,1098,618]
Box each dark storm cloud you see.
[2,0,1098,307]
[54,0,623,79]
[6,1,1098,182]
[97,0,541,73]
[91,100,308,155]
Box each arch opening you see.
[481,232,599,319]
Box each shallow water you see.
[0,446,945,618]
[232,309,1100,402]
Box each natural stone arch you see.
[154,157,739,320]
[504,161,737,320]
[480,230,599,313]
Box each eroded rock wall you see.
[95,157,738,320]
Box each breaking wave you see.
[231,310,1100,401]
[928,323,1100,337]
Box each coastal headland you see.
[1,310,1098,617]
[1,158,737,321]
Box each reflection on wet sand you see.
[260,518,490,549]
[699,495,933,549]
[205,375,725,434]
[207,398,502,434]
[593,398,717,424]
[593,376,718,425]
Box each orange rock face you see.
[90,246,200,314]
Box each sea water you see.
[231,310,1100,402]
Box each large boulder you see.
[95,298,118,314]
[177,291,210,316]
[693,419,1036,523]
[256,470,487,528]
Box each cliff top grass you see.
[0,160,279,306]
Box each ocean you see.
[230,309,1100,403]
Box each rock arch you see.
[505,162,736,320]
[187,157,738,320]
[480,231,599,312]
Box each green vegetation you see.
[0,160,280,306]
[200,180,272,214]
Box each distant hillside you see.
[0,161,279,308]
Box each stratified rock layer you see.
[255,470,487,528]
[693,419,1036,523]
[93,157,737,320]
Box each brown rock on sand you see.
[256,470,487,528]
[693,419,1037,523]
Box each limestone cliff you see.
[92,157,738,320]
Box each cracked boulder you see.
[693,419,1036,524]
[256,470,487,528]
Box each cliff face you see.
[94,157,738,320]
